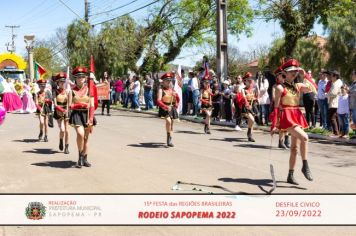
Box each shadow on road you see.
[213,128,236,132]
[23,148,60,155]
[127,142,167,148]
[108,113,157,119]
[234,144,272,149]
[210,137,246,143]
[13,139,39,143]
[31,161,76,168]
[218,177,308,193]
[310,139,356,147]
[219,177,274,187]
[175,130,202,135]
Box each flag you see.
[89,55,98,110]
[64,66,71,92]
[303,70,317,94]
[34,62,46,80]
[174,64,183,114]
[203,58,209,79]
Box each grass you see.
[305,127,355,138]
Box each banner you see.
[0,194,355,225]
[96,82,110,100]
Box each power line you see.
[92,0,160,26]
[90,0,139,17]
[57,0,84,20]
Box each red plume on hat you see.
[72,66,87,76]
[54,72,67,82]
[242,72,253,81]
[161,72,175,81]
[281,59,302,72]
[274,66,283,75]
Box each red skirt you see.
[279,107,308,130]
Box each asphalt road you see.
[0,110,355,235]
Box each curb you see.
[113,107,356,145]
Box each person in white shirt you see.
[188,73,200,116]
[256,72,270,126]
[337,85,350,138]
[327,70,343,137]
[317,71,329,129]
[133,76,141,110]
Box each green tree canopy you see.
[257,0,353,57]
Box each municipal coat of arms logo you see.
[25,202,46,220]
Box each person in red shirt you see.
[114,78,123,105]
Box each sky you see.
[0,0,327,67]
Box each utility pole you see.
[84,0,89,22]
[5,25,20,53]
[216,0,228,82]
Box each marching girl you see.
[200,78,213,134]
[53,72,71,154]
[236,72,257,142]
[156,72,180,147]
[270,59,313,185]
[35,79,52,142]
[69,67,96,168]
[271,67,290,149]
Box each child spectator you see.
[337,85,350,138]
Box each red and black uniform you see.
[157,88,180,119]
[35,89,52,116]
[278,82,308,130]
[242,87,258,116]
[53,88,69,120]
[200,88,213,117]
[69,84,97,127]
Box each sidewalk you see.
[112,106,356,145]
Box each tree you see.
[257,0,352,57]
[266,36,327,77]
[33,40,64,79]
[325,14,356,82]
[95,16,141,77]
[136,0,254,72]
[67,20,93,67]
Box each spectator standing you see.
[188,72,200,116]
[182,70,189,115]
[144,74,154,110]
[349,70,356,139]
[222,80,232,122]
[317,71,329,130]
[327,70,343,137]
[256,71,270,126]
[101,72,111,116]
[211,80,221,121]
[303,72,317,128]
[123,77,131,108]
[337,85,350,138]
[114,77,123,105]
[132,76,141,110]
[109,77,115,104]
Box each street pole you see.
[5,25,20,53]
[84,0,89,22]
[216,0,228,82]
[24,35,35,82]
